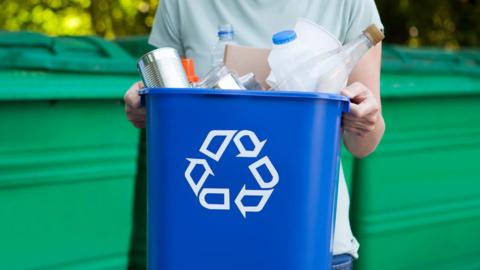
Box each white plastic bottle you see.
[267,30,314,88]
[211,24,237,68]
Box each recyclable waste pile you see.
[137,19,384,93]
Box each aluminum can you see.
[137,47,190,88]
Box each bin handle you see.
[342,100,350,113]
[138,88,147,107]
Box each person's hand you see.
[124,81,145,128]
[341,82,380,137]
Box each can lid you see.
[182,58,199,83]
[272,30,297,45]
[138,47,179,65]
[363,24,385,46]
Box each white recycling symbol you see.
[185,130,279,218]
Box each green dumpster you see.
[351,45,480,270]
[0,31,140,269]
[115,36,155,59]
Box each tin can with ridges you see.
[137,47,190,88]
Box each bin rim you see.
[140,87,350,102]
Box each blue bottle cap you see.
[272,30,297,45]
[218,24,234,38]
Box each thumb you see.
[341,83,368,104]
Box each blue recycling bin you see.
[143,88,349,270]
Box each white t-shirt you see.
[148,0,383,258]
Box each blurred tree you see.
[0,0,157,39]
[0,0,479,48]
[377,0,480,48]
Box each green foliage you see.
[0,0,479,47]
[377,0,480,48]
[0,0,157,39]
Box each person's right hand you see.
[124,81,145,128]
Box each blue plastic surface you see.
[144,88,349,270]
[272,30,297,45]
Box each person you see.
[124,0,385,269]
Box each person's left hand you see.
[341,82,380,137]
[124,81,146,128]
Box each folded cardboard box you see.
[224,44,271,90]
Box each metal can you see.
[137,47,190,88]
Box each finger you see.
[345,127,364,137]
[125,90,142,109]
[343,120,369,131]
[347,96,378,118]
[343,113,378,126]
[125,103,145,117]
[127,111,146,122]
[124,81,142,97]
[340,82,363,98]
[133,120,146,129]
[124,81,144,104]
[126,106,146,115]
[344,126,367,137]
[128,113,145,124]
[342,115,371,130]
[346,102,364,118]
[341,82,368,103]
[343,114,376,131]
[343,122,371,134]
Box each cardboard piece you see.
[224,44,271,90]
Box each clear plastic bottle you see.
[314,24,384,92]
[211,24,237,68]
[276,24,385,93]
[267,30,314,86]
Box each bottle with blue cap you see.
[211,24,237,68]
[267,29,314,88]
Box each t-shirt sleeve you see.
[344,0,384,43]
[148,0,184,55]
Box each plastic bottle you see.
[267,30,314,87]
[211,24,237,68]
[276,24,385,93]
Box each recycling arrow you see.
[234,185,274,218]
[199,188,230,210]
[199,130,237,162]
[249,156,279,189]
[184,158,214,196]
[233,130,266,158]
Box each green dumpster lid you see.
[0,31,136,74]
[115,35,155,59]
[382,45,480,76]
[381,45,480,98]
[0,31,140,101]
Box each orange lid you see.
[182,58,199,83]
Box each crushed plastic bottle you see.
[238,72,263,90]
[198,65,244,90]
